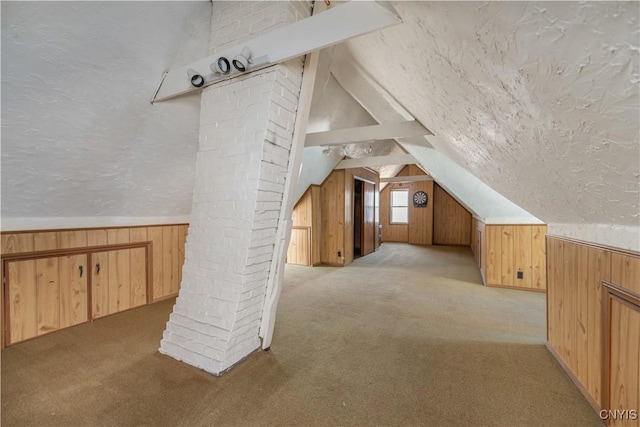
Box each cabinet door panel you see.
[170,227,180,294]
[608,297,640,427]
[92,252,110,319]
[162,226,175,297]
[7,259,37,343]
[109,249,131,314]
[36,257,60,335]
[59,254,88,328]
[130,247,147,308]
[148,227,164,301]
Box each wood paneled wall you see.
[483,224,546,290]
[379,165,433,244]
[321,170,346,265]
[287,185,322,265]
[380,183,409,242]
[288,186,320,266]
[408,179,434,246]
[1,224,188,347]
[2,224,187,302]
[319,168,380,266]
[286,227,310,266]
[546,235,640,422]
[433,184,472,246]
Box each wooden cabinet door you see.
[607,295,640,427]
[109,248,131,314]
[130,247,147,309]
[7,254,88,344]
[91,251,109,319]
[59,254,88,329]
[36,257,59,336]
[6,259,37,344]
[92,247,147,317]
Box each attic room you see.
[1,1,638,426]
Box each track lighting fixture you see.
[232,47,252,72]
[187,69,205,87]
[211,57,231,74]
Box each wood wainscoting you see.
[1,224,188,347]
[472,220,546,291]
[546,235,640,424]
[379,165,432,244]
[288,185,321,266]
[433,183,472,246]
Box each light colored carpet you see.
[1,243,602,426]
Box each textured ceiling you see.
[344,1,639,228]
[1,2,210,219]
[2,1,638,244]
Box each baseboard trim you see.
[485,283,546,293]
[544,341,603,420]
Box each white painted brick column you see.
[160,1,311,374]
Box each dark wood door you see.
[362,182,376,256]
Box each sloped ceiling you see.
[1,1,210,227]
[343,1,639,234]
[2,1,638,249]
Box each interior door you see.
[362,181,375,256]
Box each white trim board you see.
[305,120,431,147]
[335,154,417,169]
[152,1,401,102]
[381,175,433,183]
[0,216,191,231]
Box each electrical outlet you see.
[517,271,524,279]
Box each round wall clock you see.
[413,191,428,208]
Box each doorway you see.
[354,178,376,258]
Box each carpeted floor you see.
[1,243,602,426]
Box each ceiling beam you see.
[329,46,433,149]
[381,175,433,183]
[152,1,402,102]
[335,154,417,170]
[305,120,431,147]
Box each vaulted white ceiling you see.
[341,1,639,238]
[1,2,210,224]
[2,1,638,249]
